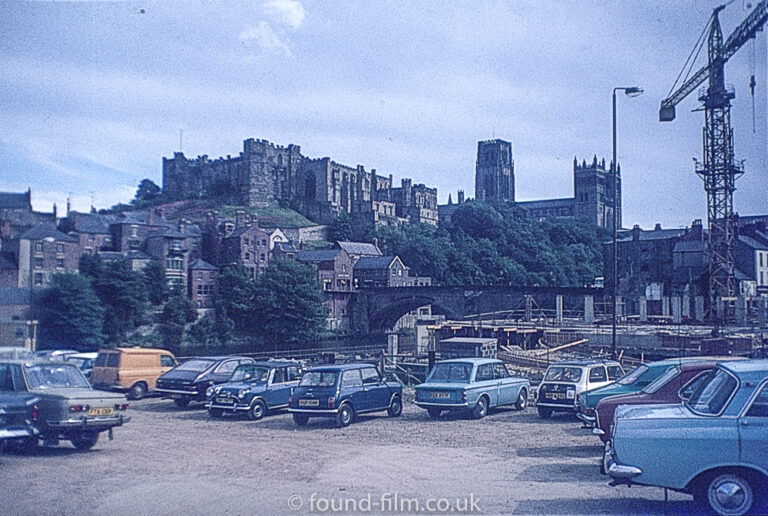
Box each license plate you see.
[215,397,232,404]
[298,399,319,407]
[89,407,114,416]
[169,393,182,399]
[546,392,566,400]
[431,392,450,399]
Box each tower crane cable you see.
[668,11,716,99]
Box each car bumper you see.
[603,441,642,482]
[536,401,576,410]
[576,412,596,425]
[46,414,130,430]
[91,384,129,393]
[207,401,250,412]
[288,407,340,415]
[156,388,200,398]
[0,426,38,439]
[414,401,469,408]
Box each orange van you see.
[90,347,177,400]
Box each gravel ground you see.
[0,393,693,515]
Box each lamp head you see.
[624,86,644,97]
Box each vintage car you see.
[206,360,302,420]
[0,391,39,452]
[65,352,98,380]
[288,363,402,427]
[536,359,624,419]
[593,358,738,442]
[0,359,129,451]
[414,358,530,419]
[604,359,768,516]
[576,357,709,426]
[155,356,255,407]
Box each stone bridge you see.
[348,285,604,333]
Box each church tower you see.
[475,139,514,202]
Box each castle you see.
[163,138,438,227]
[472,139,621,229]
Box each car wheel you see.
[293,413,309,426]
[703,472,756,516]
[472,396,488,420]
[208,408,224,418]
[128,382,147,400]
[515,389,528,411]
[335,403,353,427]
[247,399,267,421]
[387,396,402,417]
[173,398,190,408]
[427,407,442,419]
[71,431,99,451]
[537,406,552,419]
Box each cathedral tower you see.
[475,139,514,202]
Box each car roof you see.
[0,359,77,366]
[246,360,301,367]
[110,347,174,355]
[550,359,621,367]
[720,359,768,375]
[182,356,252,361]
[305,362,377,372]
[67,352,98,359]
[435,358,500,365]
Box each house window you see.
[33,272,43,286]
[245,252,251,261]
[341,264,346,273]
[261,239,266,246]
[35,242,42,253]
[88,234,95,242]
[260,254,265,261]
[130,226,138,237]
[34,258,43,269]
[244,238,249,246]
[323,279,332,290]
[56,258,64,269]
[104,236,111,245]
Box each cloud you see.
[263,0,306,30]
[239,21,292,56]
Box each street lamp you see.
[611,86,643,360]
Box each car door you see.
[268,367,292,407]
[493,362,516,406]
[361,366,390,409]
[588,366,609,390]
[340,369,366,409]
[474,363,498,406]
[738,381,768,469]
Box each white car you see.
[535,359,624,418]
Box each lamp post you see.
[611,86,643,360]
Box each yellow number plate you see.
[89,407,114,416]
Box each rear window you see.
[175,359,215,372]
[106,353,119,367]
[544,366,582,383]
[299,371,338,387]
[616,365,648,385]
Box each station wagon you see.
[414,358,530,419]
[536,359,623,418]
[604,359,768,516]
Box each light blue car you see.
[414,358,530,419]
[604,359,768,516]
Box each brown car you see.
[90,347,177,400]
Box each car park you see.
[536,359,624,418]
[0,359,129,451]
[604,359,768,516]
[90,347,177,400]
[156,356,255,408]
[65,352,98,380]
[0,389,39,452]
[576,357,710,426]
[593,358,738,442]
[207,360,302,419]
[414,358,530,419]
[289,363,402,427]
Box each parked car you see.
[35,349,78,361]
[414,358,530,419]
[156,356,255,408]
[0,390,39,452]
[604,359,768,516]
[207,360,302,420]
[593,358,742,442]
[65,352,98,380]
[90,347,177,400]
[288,363,402,427]
[576,357,712,426]
[0,347,35,360]
[0,359,129,451]
[536,359,624,419]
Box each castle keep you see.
[162,138,438,227]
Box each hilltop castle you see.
[162,138,438,227]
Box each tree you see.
[93,258,148,342]
[134,179,161,202]
[216,264,259,333]
[78,253,102,279]
[186,305,234,348]
[34,273,105,350]
[142,260,168,306]
[156,292,198,351]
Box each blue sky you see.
[1,0,766,229]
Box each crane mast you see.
[659,1,768,322]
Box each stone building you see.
[475,139,514,202]
[162,138,438,227]
[188,259,217,309]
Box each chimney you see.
[632,224,641,241]
[250,214,258,227]
[654,223,662,231]
[178,220,185,234]
[236,210,246,229]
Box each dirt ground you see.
[0,392,694,515]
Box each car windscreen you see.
[299,371,338,387]
[685,368,738,416]
[24,364,90,389]
[229,365,270,383]
[641,366,680,394]
[429,363,473,382]
[616,364,648,386]
[543,366,582,383]
[174,359,215,372]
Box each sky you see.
[1,0,766,229]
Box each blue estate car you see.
[604,359,768,516]
[414,358,530,419]
[206,360,302,420]
[288,363,403,427]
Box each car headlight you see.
[206,386,215,398]
[238,389,247,399]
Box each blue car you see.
[288,363,403,427]
[414,358,530,419]
[206,360,302,420]
[604,359,768,516]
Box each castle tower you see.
[573,155,620,230]
[475,139,514,202]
